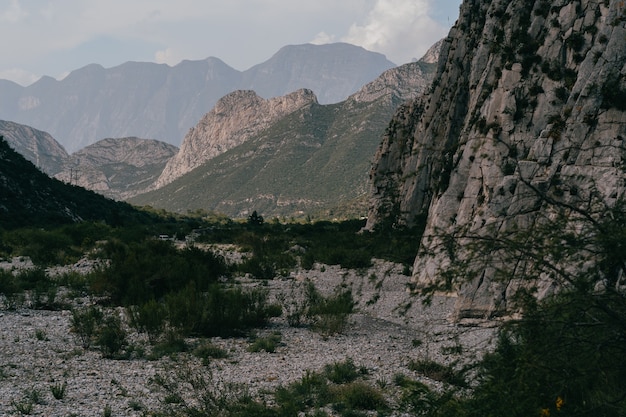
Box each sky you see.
[0,0,462,87]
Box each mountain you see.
[0,135,149,229]
[0,43,396,152]
[365,0,626,319]
[54,137,179,200]
[129,57,437,218]
[0,120,69,175]
[155,89,318,189]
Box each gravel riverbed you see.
[0,259,496,416]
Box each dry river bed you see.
[0,259,496,416]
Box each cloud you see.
[155,48,178,65]
[0,0,27,23]
[311,32,337,45]
[341,0,448,64]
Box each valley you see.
[1,0,626,415]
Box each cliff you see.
[366,0,626,319]
[154,89,318,189]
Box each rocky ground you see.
[0,259,496,416]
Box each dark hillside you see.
[0,136,150,229]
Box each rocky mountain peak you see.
[154,89,318,189]
[366,0,626,319]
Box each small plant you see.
[128,399,143,411]
[103,404,112,417]
[34,329,47,341]
[71,306,103,349]
[193,342,229,365]
[11,399,33,415]
[96,313,128,359]
[331,382,387,412]
[324,358,360,384]
[50,382,67,400]
[408,359,466,387]
[248,332,282,353]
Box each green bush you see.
[165,282,281,338]
[193,342,229,364]
[71,306,104,349]
[308,286,355,337]
[324,358,360,384]
[248,332,282,353]
[128,299,167,343]
[465,289,626,417]
[96,313,128,359]
[331,382,387,412]
[408,359,466,387]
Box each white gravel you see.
[0,259,496,416]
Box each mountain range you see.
[1,41,439,215]
[130,57,437,218]
[0,43,396,152]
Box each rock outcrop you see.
[366,0,626,319]
[154,89,318,189]
[56,137,178,200]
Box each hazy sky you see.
[0,0,461,86]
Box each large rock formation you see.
[55,137,178,200]
[154,89,318,189]
[366,0,626,319]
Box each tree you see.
[423,174,626,416]
[247,210,264,226]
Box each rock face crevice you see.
[367,0,626,319]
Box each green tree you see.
[425,178,626,416]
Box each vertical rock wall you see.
[367,0,626,319]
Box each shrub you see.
[331,382,387,412]
[50,382,67,400]
[408,359,466,387]
[193,342,229,364]
[248,332,282,353]
[96,313,128,359]
[128,299,167,343]
[308,286,355,337]
[324,358,360,384]
[71,306,104,349]
[165,282,281,338]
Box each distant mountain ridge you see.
[0,43,396,152]
[129,57,437,218]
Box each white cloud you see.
[155,48,178,65]
[341,0,448,64]
[311,31,336,45]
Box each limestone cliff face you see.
[367,0,626,319]
[154,89,318,189]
